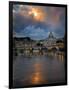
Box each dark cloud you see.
[13,4,65,40]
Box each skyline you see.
[13,4,65,40]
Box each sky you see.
[13,4,65,40]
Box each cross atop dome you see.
[48,32,55,39]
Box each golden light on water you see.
[31,63,42,84]
[31,63,47,84]
[31,72,42,84]
[58,54,64,62]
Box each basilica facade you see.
[43,32,57,47]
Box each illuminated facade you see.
[44,32,57,47]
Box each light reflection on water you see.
[31,63,47,84]
[13,52,65,87]
[31,72,43,84]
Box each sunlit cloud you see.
[13,4,65,40]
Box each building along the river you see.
[13,32,64,55]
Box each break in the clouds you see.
[13,4,65,40]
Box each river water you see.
[13,53,65,87]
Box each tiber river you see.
[13,52,65,88]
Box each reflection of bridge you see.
[14,42,64,56]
